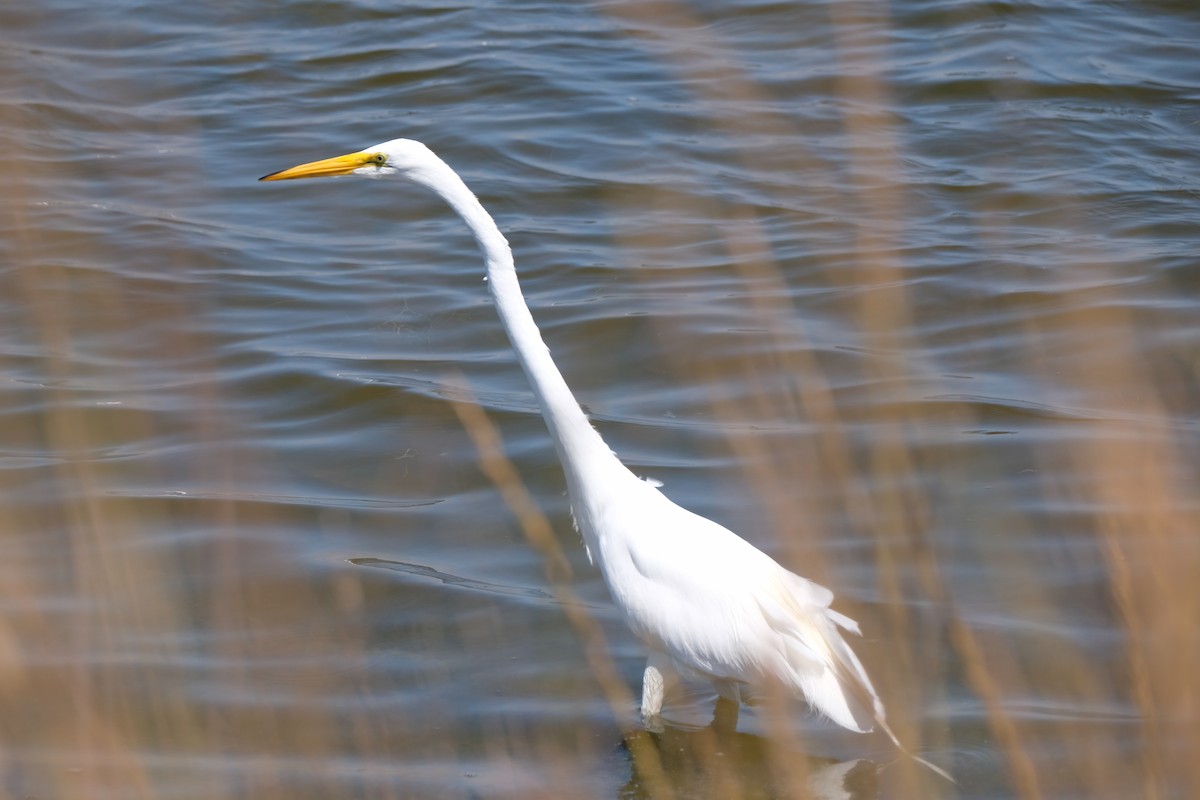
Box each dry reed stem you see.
[607,0,953,792]
[3,2,1193,797]
[1053,292,1196,800]
[449,385,678,800]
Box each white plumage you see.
[260,139,950,781]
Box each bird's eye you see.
[368,153,387,166]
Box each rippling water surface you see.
[2,1,1198,798]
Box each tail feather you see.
[764,572,955,784]
[823,606,955,783]
[874,714,956,783]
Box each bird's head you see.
[259,138,437,183]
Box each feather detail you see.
[757,573,877,733]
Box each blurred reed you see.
[2,0,1196,798]
[602,1,1197,798]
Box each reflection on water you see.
[1,0,1198,798]
[623,722,881,800]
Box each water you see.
[1,1,1197,798]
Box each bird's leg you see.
[641,651,678,730]
[711,695,740,733]
[711,680,742,732]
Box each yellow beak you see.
[259,151,376,181]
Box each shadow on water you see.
[616,696,913,800]
[620,719,880,800]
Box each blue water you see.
[1,1,1197,798]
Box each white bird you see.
[260,139,950,780]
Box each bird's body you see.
[583,472,879,733]
[260,139,949,780]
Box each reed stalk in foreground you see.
[1,1,1196,797]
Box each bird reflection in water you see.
[620,698,880,800]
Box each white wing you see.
[590,478,882,732]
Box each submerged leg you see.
[712,695,740,732]
[711,679,742,732]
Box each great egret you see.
[260,139,950,780]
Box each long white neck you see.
[409,158,631,507]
